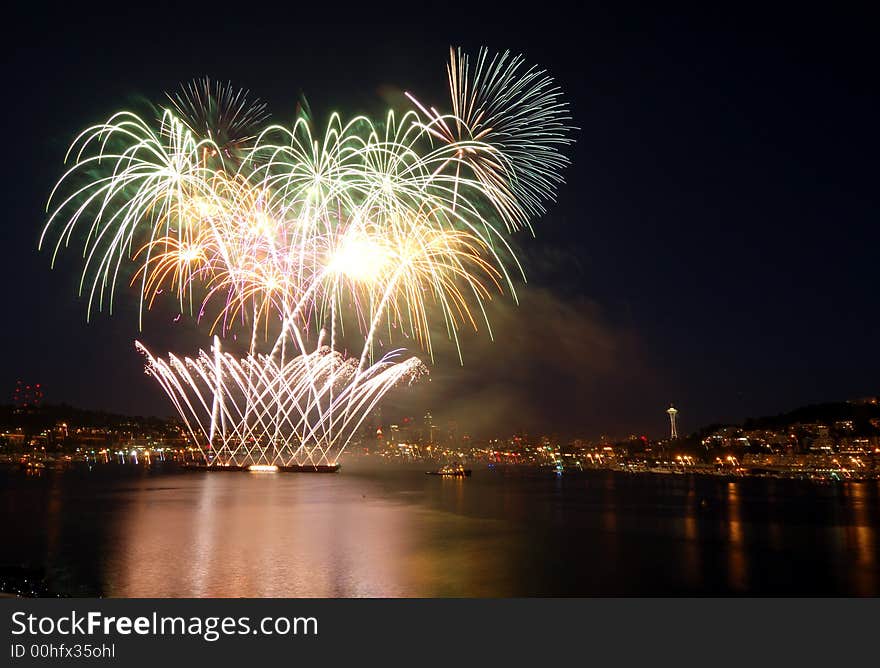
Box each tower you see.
[667,405,678,440]
[424,411,437,444]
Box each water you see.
[2,463,879,596]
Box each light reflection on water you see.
[726,482,747,591]
[3,465,880,596]
[848,483,876,594]
[106,471,519,597]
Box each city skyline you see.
[7,393,880,448]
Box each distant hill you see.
[742,400,880,433]
[672,400,880,448]
[0,403,178,431]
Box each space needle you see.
[667,405,679,440]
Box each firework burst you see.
[41,48,574,466]
[168,77,269,154]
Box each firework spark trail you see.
[168,77,270,155]
[136,338,426,466]
[42,48,573,466]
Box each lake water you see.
[2,463,879,596]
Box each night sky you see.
[2,5,877,439]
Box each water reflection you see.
[726,482,747,591]
[846,482,876,595]
[3,467,880,596]
[681,483,699,588]
[107,472,518,597]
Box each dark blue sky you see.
[2,5,877,438]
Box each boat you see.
[426,464,471,477]
[182,462,340,473]
[277,464,340,473]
